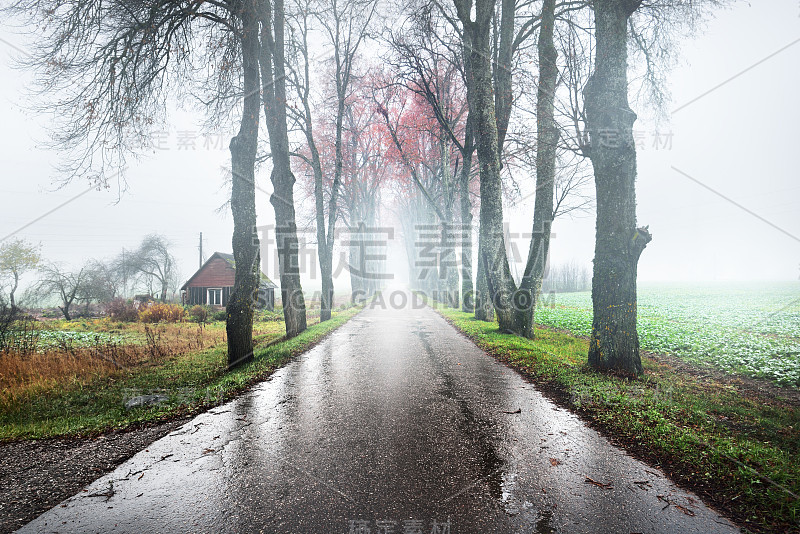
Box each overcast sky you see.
[508,0,800,282]
[1,0,798,295]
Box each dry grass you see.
[0,323,227,405]
[0,306,361,441]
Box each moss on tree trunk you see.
[226,0,260,369]
[584,0,650,376]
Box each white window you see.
[207,288,223,306]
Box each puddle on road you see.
[535,509,556,533]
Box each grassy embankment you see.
[435,305,800,533]
[0,306,361,441]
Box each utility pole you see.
[199,232,203,268]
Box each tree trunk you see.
[459,155,474,312]
[295,17,333,323]
[308,119,333,322]
[585,0,650,375]
[439,218,458,308]
[494,0,514,153]
[438,134,459,308]
[9,272,18,311]
[348,240,363,303]
[349,220,373,303]
[458,0,518,332]
[160,278,169,302]
[319,250,334,320]
[260,0,307,338]
[473,232,494,321]
[311,151,333,320]
[364,206,381,298]
[458,13,490,323]
[517,0,558,339]
[325,45,347,318]
[226,0,261,369]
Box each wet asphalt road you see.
[18,299,740,533]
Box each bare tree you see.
[513,0,559,338]
[80,259,124,308]
[462,0,592,335]
[285,0,377,321]
[334,89,391,302]
[450,0,522,330]
[384,12,471,309]
[0,296,19,352]
[227,0,263,368]
[582,0,725,374]
[582,0,651,375]
[6,0,242,185]
[8,0,270,367]
[374,82,463,307]
[0,239,41,311]
[121,234,178,302]
[36,263,89,321]
[260,0,308,337]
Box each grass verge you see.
[435,307,800,534]
[0,306,362,441]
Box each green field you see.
[536,283,800,386]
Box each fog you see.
[0,0,798,294]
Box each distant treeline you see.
[542,260,590,293]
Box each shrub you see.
[0,305,40,355]
[0,303,20,352]
[211,309,227,322]
[255,309,282,322]
[105,298,140,322]
[188,305,211,323]
[138,302,185,323]
[40,308,62,319]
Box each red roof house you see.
[180,252,277,310]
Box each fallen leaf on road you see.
[202,448,215,454]
[675,505,696,516]
[85,481,115,502]
[549,458,561,467]
[501,408,522,414]
[584,476,613,489]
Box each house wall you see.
[185,286,232,307]
[185,285,275,310]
